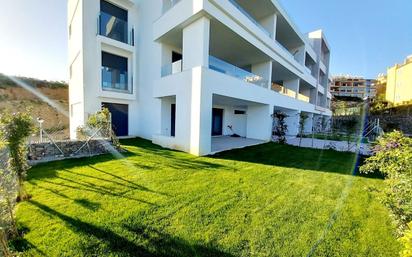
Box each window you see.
[101,51,130,93]
[99,0,128,44]
[234,110,246,115]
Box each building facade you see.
[386,55,412,106]
[331,76,377,99]
[68,0,332,156]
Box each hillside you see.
[0,73,69,140]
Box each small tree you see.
[0,112,34,201]
[272,112,288,144]
[298,113,309,147]
[360,131,412,233]
[0,139,17,257]
[0,167,19,257]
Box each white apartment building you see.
[68,0,333,156]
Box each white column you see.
[189,68,212,156]
[284,79,300,98]
[252,61,272,89]
[247,105,272,141]
[304,113,314,134]
[182,17,210,70]
[259,13,277,40]
[284,110,300,136]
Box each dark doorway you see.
[171,104,176,137]
[172,51,182,62]
[212,108,224,136]
[102,102,129,137]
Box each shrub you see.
[360,131,412,233]
[76,108,120,147]
[298,113,309,146]
[272,112,288,144]
[400,223,412,257]
[0,141,18,256]
[0,112,34,201]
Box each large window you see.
[99,0,129,44]
[101,51,131,93]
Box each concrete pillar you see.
[284,110,300,136]
[304,113,314,134]
[252,61,272,89]
[247,105,272,141]
[259,13,277,40]
[183,17,210,70]
[310,88,317,105]
[189,67,212,156]
[284,79,300,98]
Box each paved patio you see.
[211,136,266,153]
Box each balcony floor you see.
[211,136,266,154]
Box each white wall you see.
[213,105,248,137]
[246,105,272,141]
[70,0,332,156]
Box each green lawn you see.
[14,138,400,256]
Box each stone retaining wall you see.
[28,140,115,164]
[371,114,412,135]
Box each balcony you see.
[161,56,268,88]
[161,60,182,77]
[298,93,310,103]
[162,0,182,14]
[228,0,272,38]
[98,11,134,45]
[209,56,268,88]
[101,67,131,93]
[271,83,296,98]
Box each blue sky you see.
[0,0,411,81]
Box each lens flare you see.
[6,75,129,161]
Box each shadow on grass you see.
[211,142,383,179]
[73,198,101,211]
[28,200,233,257]
[38,178,157,206]
[28,138,227,182]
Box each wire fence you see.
[27,115,120,163]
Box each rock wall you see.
[28,140,115,164]
[371,114,412,135]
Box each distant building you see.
[375,74,387,97]
[331,76,377,99]
[386,55,412,106]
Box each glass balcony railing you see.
[161,60,182,77]
[271,83,296,98]
[162,0,182,14]
[228,0,271,38]
[298,93,310,103]
[209,56,268,88]
[101,67,131,93]
[99,12,129,45]
[159,56,268,88]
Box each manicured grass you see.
[14,138,400,256]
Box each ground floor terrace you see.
[15,138,400,256]
[153,68,331,156]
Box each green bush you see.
[0,112,34,201]
[360,131,412,233]
[400,223,412,257]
